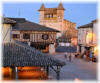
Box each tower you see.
[38,3,65,38]
[38,3,45,24]
[57,2,65,22]
[38,3,77,45]
[57,3,65,35]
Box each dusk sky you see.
[3,2,97,27]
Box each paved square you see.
[49,53,97,81]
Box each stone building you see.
[38,3,77,46]
[3,17,59,54]
[77,19,98,57]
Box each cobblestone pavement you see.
[48,53,98,81]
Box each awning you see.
[84,43,97,47]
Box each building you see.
[38,3,77,46]
[3,17,60,54]
[2,17,16,42]
[2,18,66,80]
[77,19,98,57]
[3,40,65,80]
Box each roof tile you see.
[3,40,66,67]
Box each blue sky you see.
[3,2,97,27]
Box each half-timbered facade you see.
[12,31,56,44]
[3,17,59,53]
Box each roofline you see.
[3,17,16,24]
[26,20,60,32]
[38,8,65,11]
[78,23,93,29]
[78,19,98,28]
[38,3,65,11]
[78,27,93,29]
[12,29,60,32]
[92,19,98,23]
[6,17,60,32]
[64,19,76,24]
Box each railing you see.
[44,17,57,20]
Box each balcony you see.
[44,17,57,20]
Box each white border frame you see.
[0,0,99,83]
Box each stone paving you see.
[48,53,97,81]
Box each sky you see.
[3,2,97,27]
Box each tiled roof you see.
[57,2,65,10]
[38,3,45,11]
[3,40,66,67]
[3,17,16,24]
[8,18,60,32]
[8,18,26,23]
[44,8,57,14]
[78,23,93,28]
[92,19,98,23]
[64,19,76,24]
[39,2,65,12]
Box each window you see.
[23,33,30,39]
[50,14,53,18]
[12,34,19,38]
[48,15,50,18]
[44,14,53,19]
[42,34,49,40]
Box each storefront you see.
[84,44,98,62]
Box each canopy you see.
[3,40,65,67]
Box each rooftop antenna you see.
[18,8,21,17]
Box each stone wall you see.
[63,20,77,37]
[39,10,64,38]
[39,11,77,40]
[39,6,77,46]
